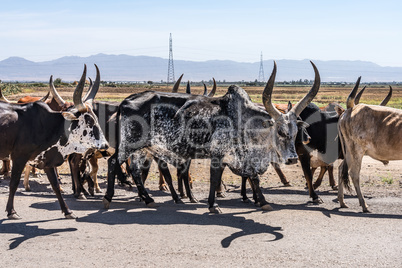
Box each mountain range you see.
[0,54,401,82]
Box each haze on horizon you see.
[1,0,401,67]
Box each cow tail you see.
[337,122,351,191]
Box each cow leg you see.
[298,150,321,203]
[313,166,327,190]
[103,154,118,209]
[216,181,226,198]
[127,158,155,207]
[241,177,258,204]
[140,157,152,184]
[272,163,290,186]
[157,167,168,192]
[177,168,186,198]
[348,157,368,212]
[178,160,197,203]
[208,160,225,213]
[68,154,86,199]
[249,175,272,211]
[337,160,348,208]
[188,173,193,189]
[31,166,40,178]
[23,164,31,191]
[327,164,337,190]
[88,156,101,193]
[240,176,250,202]
[6,160,26,219]
[156,159,182,204]
[0,159,11,179]
[44,167,75,219]
[55,168,64,193]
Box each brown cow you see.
[337,83,400,212]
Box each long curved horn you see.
[202,82,208,96]
[83,77,93,101]
[290,61,321,117]
[262,61,282,120]
[73,64,87,112]
[0,86,11,103]
[379,85,392,106]
[354,86,366,105]
[38,91,50,102]
[84,64,100,103]
[49,75,66,105]
[346,76,361,109]
[172,74,183,93]
[208,78,216,97]
[186,81,191,94]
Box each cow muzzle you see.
[98,142,109,151]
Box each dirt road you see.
[1,156,401,267]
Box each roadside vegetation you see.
[2,79,401,109]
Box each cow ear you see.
[287,101,292,112]
[62,112,78,121]
[262,119,274,128]
[297,120,309,129]
[335,105,345,116]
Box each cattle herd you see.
[0,61,401,219]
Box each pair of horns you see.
[172,74,216,97]
[350,79,392,107]
[263,61,320,119]
[50,64,100,112]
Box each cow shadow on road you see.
[0,218,77,250]
[29,196,284,248]
[77,207,284,248]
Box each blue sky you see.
[1,0,401,66]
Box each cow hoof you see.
[24,186,31,192]
[159,185,168,192]
[313,197,323,204]
[175,199,185,204]
[340,203,348,208]
[190,198,198,203]
[332,185,338,190]
[146,202,158,208]
[95,188,102,193]
[7,213,21,220]
[77,193,87,200]
[102,197,110,209]
[65,213,77,219]
[362,208,371,213]
[216,192,226,198]
[261,204,273,211]
[209,205,222,214]
[242,198,252,203]
[283,182,291,187]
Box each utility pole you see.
[258,51,265,82]
[167,33,175,85]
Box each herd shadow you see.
[1,181,401,250]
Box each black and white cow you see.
[0,65,108,219]
[103,61,320,213]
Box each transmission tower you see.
[258,51,265,82]
[167,33,175,85]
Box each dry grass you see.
[7,84,402,109]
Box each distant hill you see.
[0,54,401,82]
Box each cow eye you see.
[278,127,290,139]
